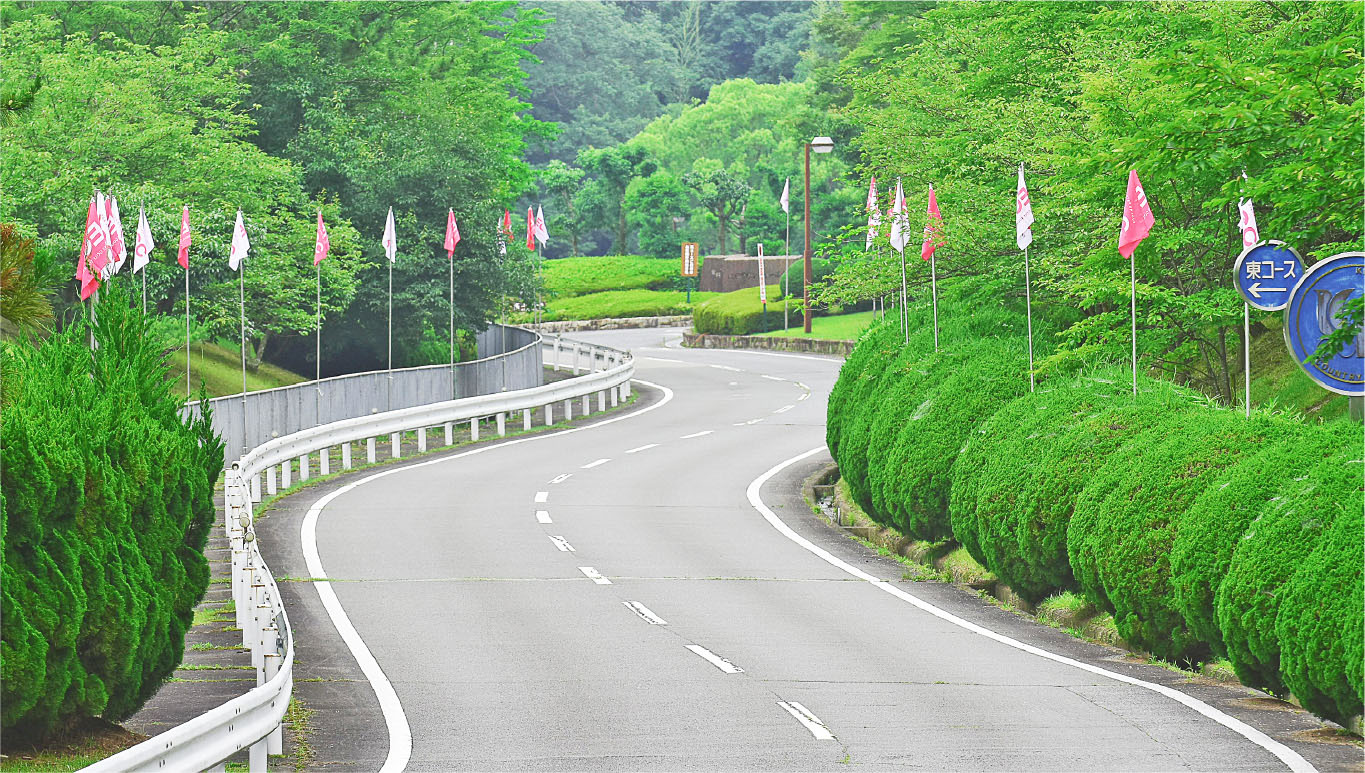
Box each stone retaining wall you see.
[528,315,692,333]
[682,332,853,357]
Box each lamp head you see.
[810,136,834,154]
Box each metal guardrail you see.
[84,332,633,773]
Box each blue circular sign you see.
[1283,251,1364,396]
[1234,241,1304,311]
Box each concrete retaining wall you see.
[682,332,853,357]
[529,315,691,333]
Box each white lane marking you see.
[534,491,549,503]
[729,381,739,386]
[536,510,553,524]
[745,418,764,425]
[778,701,836,741]
[623,601,668,625]
[773,405,794,414]
[797,393,809,401]
[685,644,744,674]
[581,458,611,469]
[550,473,572,484]
[625,443,660,454]
[732,422,747,426]
[679,430,713,439]
[747,447,1317,773]
[762,374,785,381]
[298,379,676,773]
[643,356,687,363]
[579,566,611,585]
[709,364,741,372]
[795,381,809,389]
[549,535,575,552]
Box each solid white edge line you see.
[679,430,713,439]
[778,701,836,741]
[536,510,552,524]
[761,374,785,381]
[623,601,668,625]
[534,491,549,503]
[746,446,1316,773]
[625,443,660,454]
[643,356,686,363]
[299,377,676,773]
[685,644,743,673]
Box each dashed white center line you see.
[709,364,741,372]
[778,701,836,740]
[549,535,575,552]
[761,375,785,381]
[581,458,611,469]
[745,418,764,425]
[579,567,611,585]
[550,474,572,484]
[534,491,549,503]
[729,381,739,386]
[797,393,809,401]
[773,405,794,414]
[625,443,660,454]
[623,601,668,625]
[685,644,743,673]
[679,430,713,439]
[536,510,553,524]
[643,356,686,363]
[732,422,747,426]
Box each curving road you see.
[257,327,1349,772]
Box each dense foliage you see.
[692,285,788,336]
[1,290,223,741]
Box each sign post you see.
[1282,252,1364,415]
[1234,240,1304,416]
[681,242,699,303]
[757,243,768,321]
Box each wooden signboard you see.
[681,242,699,277]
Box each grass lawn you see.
[759,310,878,341]
[540,255,685,298]
[166,341,306,398]
[517,289,719,322]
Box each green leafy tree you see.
[682,167,751,254]
[624,171,691,259]
[536,160,588,257]
[576,145,657,254]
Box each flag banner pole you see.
[141,272,146,315]
[315,262,321,425]
[387,260,393,411]
[1130,254,1138,397]
[930,253,940,351]
[240,268,248,455]
[898,245,908,343]
[185,268,191,397]
[1024,245,1035,392]
[1244,301,1251,417]
[783,210,790,333]
[449,258,455,400]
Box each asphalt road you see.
[257,327,1355,772]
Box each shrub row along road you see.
[261,328,1333,772]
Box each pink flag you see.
[1237,199,1259,248]
[526,207,536,251]
[313,211,330,265]
[90,191,112,278]
[177,205,191,269]
[106,196,127,274]
[445,209,460,258]
[921,186,943,262]
[76,196,103,300]
[1118,169,1154,259]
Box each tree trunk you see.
[717,213,728,253]
[616,203,627,254]
[737,205,748,255]
[249,332,269,371]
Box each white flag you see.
[108,197,128,273]
[779,178,789,215]
[865,176,881,251]
[757,243,767,303]
[534,205,549,246]
[887,178,910,254]
[382,206,397,262]
[228,209,249,270]
[1016,163,1034,251]
[133,207,153,273]
[1237,199,1259,248]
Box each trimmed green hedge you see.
[1,292,223,742]
[1067,410,1279,662]
[1217,450,1364,698]
[826,321,901,462]
[1277,493,1364,725]
[540,255,682,298]
[692,285,788,335]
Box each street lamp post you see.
[803,136,834,333]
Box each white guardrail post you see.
[82,332,633,772]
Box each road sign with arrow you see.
[1233,240,1303,312]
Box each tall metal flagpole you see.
[388,258,393,411]
[1130,253,1138,397]
[185,263,191,397]
[898,243,908,342]
[930,252,940,352]
[1024,246,1035,392]
[316,261,322,424]
[449,255,455,399]
[240,266,248,455]
[1244,302,1251,418]
[784,206,790,333]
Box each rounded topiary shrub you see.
[1170,418,1355,656]
[1217,450,1364,697]
[1275,485,1364,726]
[1067,407,1279,663]
[1,290,223,742]
[827,320,900,461]
[875,336,1029,541]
